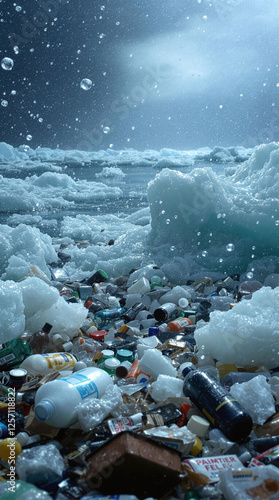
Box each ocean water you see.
[1,141,279,344]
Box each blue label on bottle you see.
[59,373,99,399]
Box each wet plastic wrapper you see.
[144,423,196,455]
[16,444,65,486]
[72,338,102,365]
[77,384,122,431]
[219,465,279,499]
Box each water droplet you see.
[217,213,222,219]
[13,46,19,54]
[202,251,208,257]
[166,219,170,224]
[15,5,22,11]
[226,243,235,252]
[100,5,105,10]
[26,134,32,141]
[275,220,279,226]
[80,78,92,90]
[103,126,110,134]
[219,258,223,263]
[11,90,16,95]
[1,57,14,71]
[1,100,8,107]
[38,117,43,123]
[252,245,256,250]
[170,246,175,251]
[203,15,207,20]
[247,272,254,279]
[23,145,30,152]
[47,124,51,129]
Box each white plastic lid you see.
[131,412,143,425]
[102,349,114,358]
[104,357,121,370]
[34,400,55,421]
[187,415,210,437]
[178,297,189,309]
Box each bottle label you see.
[108,416,138,435]
[59,372,99,399]
[43,353,76,370]
[0,353,16,366]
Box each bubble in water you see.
[26,134,32,141]
[166,219,170,224]
[23,145,30,152]
[80,78,92,90]
[275,220,279,226]
[217,213,222,219]
[1,57,14,71]
[202,251,208,257]
[47,124,51,129]
[219,258,223,263]
[13,46,19,54]
[15,5,22,11]
[170,246,175,251]
[11,90,16,95]
[103,126,110,134]
[1,100,8,107]
[247,272,254,279]
[226,243,235,252]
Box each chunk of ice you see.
[150,375,183,402]
[139,349,177,380]
[230,375,275,425]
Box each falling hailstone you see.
[1,57,14,71]
[80,78,93,90]
[103,126,110,134]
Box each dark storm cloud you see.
[0,0,279,150]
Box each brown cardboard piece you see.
[86,430,183,499]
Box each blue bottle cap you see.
[148,327,159,336]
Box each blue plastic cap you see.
[34,400,55,422]
[148,327,159,336]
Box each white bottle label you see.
[59,372,99,399]
[43,353,76,370]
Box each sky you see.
[0,0,279,151]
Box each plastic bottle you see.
[248,435,279,454]
[19,352,77,376]
[166,317,192,332]
[153,302,178,322]
[0,339,33,371]
[34,367,113,427]
[122,302,146,322]
[94,307,126,329]
[27,323,53,354]
[85,269,108,286]
[116,348,134,363]
[182,366,253,442]
[101,357,121,376]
